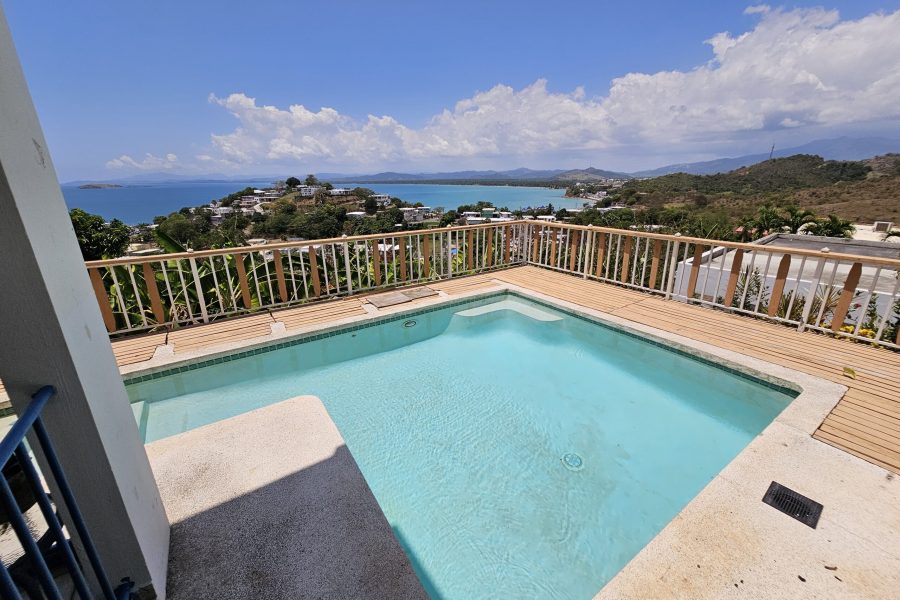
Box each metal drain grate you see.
[762,481,823,528]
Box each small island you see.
[78,183,122,189]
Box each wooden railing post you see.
[831,262,862,332]
[233,253,253,309]
[503,225,511,264]
[272,249,289,303]
[307,246,322,297]
[620,235,634,284]
[648,239,662,290]
[88,268,117,333]
[767,254,792,318]
[686,244,704,299]
[141,263,166,324]
[372,239,382,286]
[594,232,607,278]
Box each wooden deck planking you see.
[274,299,368,330]
[168,313,275,352]
[492,266,900,474]
[428,273,503,294]
[111,332,168,365]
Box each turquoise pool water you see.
[128,293,795,598]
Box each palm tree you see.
[781,206,816,234]
[806,215,855,238]
[751,204,784,237]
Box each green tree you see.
[285,176,301,188]
[752,204,784,236]
[69,208,131,260]
[781,206,816,234]
[806,215,855,238]
[304,174,320,186]
[158,213,199,246]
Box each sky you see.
[5,0,900,181]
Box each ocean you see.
[61,181,577,224]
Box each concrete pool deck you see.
[115,268,900,598]
[145,396,426,600]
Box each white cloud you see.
[106,152,179,171]
[114,6,900,171]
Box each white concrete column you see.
[0,8,169,598]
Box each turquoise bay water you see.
[128,294,793,598]
[63,181,572,224]
[62,181,271,224]
[341,182,573,212]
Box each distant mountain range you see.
[65,136,898,186]
[330,137,898,182]
[329,166,631,183]
[631,136,900,177]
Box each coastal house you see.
[297,185,322,197]
[329,188,353,196]
[371,193,392,207]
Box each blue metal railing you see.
[0,386,133,599]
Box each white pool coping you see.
[122,280,900,598]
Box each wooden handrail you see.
[535,221,900,269]
[85,221,512,267]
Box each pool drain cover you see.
[403,319,417,328]
[562,453,584,471]
[762,481,822,528]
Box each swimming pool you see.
[127,292,796,598]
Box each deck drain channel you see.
[562,453,584,471]
[762,481,823,528]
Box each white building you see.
[371,194,391,207]
[400,207,425,223]
[347,211,367,219]
[329,188,353,196]
[297,185,322,197]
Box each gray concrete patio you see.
[145,396,426,599]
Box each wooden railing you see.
[85,222,531,334]
[85,220,900,349]
[527,221,900,350]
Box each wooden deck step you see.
[111,332,167,365]
[273,298,368,331]
[168,313,275,352]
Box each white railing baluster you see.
[875,275,900,341]
[208,256,225,314]
[784,256,807,322]
[343,239,354,295]
[853,268,882,336]
[108,267,132,330]
[814,260,841,329]
[174,260,194,320]
[126,265,147,327]
[188,257,209,323]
